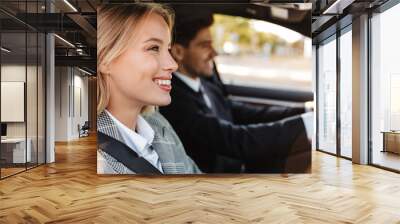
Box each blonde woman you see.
[97,3,201,174]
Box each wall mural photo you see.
[97,3,313,175]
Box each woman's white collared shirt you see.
[104,110,164,173]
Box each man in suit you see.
[160,12,312,173]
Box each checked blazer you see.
[97,110,202,174]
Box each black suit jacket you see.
[160,74,310,173]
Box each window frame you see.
[0,0,48,180]
[315,20,352,160]
[315,0,400,173]
[368,0,400,173]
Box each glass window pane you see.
[1,1,46,179]
[371,3,400,171]
[27,31,38,169]
[211,14,312,92]
[38,32,45,165]
[26,0,39,170]
[317,37,337,154]
[340,29,352,158]
[1,30,27,177]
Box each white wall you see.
[54,67,89,141]
[1,63,46,164]
[72,73,89,138]
[55,66,68,141]
[1,65,32,138]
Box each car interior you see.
[170,3,314,111]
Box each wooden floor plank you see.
[0,135,400,223]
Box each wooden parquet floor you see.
[1,135,400,224]
[1,167,26,178]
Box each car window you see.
[210,14,312,92]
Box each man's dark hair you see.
[173,12,214,47]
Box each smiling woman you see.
[96,3,202,175]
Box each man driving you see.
[160,11,313,173]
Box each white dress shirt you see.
[105,110,164,173]
[174,72,213,109]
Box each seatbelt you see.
[97,132,162,174]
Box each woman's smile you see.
[154,78,172,92]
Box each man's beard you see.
[182,63,210,78]
[183,65,207,78]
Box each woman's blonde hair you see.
[97,3,174,115]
